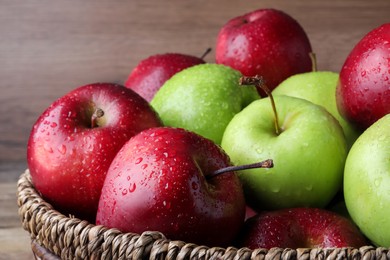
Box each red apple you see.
[215,8,312,94]
[236,207,367,249]
[27,83,162,221]
[96,127,246,247]
[124,52,207,102]
[336,23,390,130]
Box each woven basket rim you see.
[17,169,388,260]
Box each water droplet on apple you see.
[50,122,57,128]
[135,157,143,164]
[163,152,168,158]
[67,110,77,118]
[173,222,180,231]
[305,185,313,191]
[122,189,128,196]
[163,200,171,209]
[129,183,136,192]
[271,186,280,193]
[112,201,117,213]
[141,164,148,170]
[374,178,381,187]
[255,148,263,154]
[165,183,169,189]
[44,144,54,153]
[191,182,198,190]
[57,144,66,155]
[127,176,131,181]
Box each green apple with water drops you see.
[272,71,361,149]
[151,63,259,144]
[221,77,347,210]
[344,114,390,247]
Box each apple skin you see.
[215,8,312,93]
[125,53,205,102]
[344,114,390,247]
[273,71,361,149]
[236,208,367,249]
[151,63,259,144]
[27,83,162,221]
[96,127,246,247]
[221,95,347,210]
[336,23,390,130]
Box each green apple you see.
[221,94,347,210]
[344,114,390,247]
[272,71,361,149]
[151,64,259,144]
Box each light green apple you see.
[344,114,390,247]
[272,71,361,149]
[151,64,259,144]
[221,95,347,210]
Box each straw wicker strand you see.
[17,170,390,260]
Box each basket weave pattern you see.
[17,170,389,259]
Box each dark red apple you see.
[27,83,162,221]
[336,23,390,130]
[215,8,312,94]
[236,207,367,249]
[96,127,246,247]
[124,52,207,102]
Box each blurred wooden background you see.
[0,1,389,258]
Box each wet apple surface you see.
[216,8,313,92]
[336,23,390,130]
[96,127,246,247]
[27,83,162,221]
[236,208,367,249]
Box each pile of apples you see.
[27,8,390,249]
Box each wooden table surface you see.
[1,1,389,259]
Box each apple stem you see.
[239,75,281,135]
[91,108,104,128]
[208,159,274,179]
[200,47,212,60]
[309,52,317,72]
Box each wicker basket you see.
[17,170,389,259]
